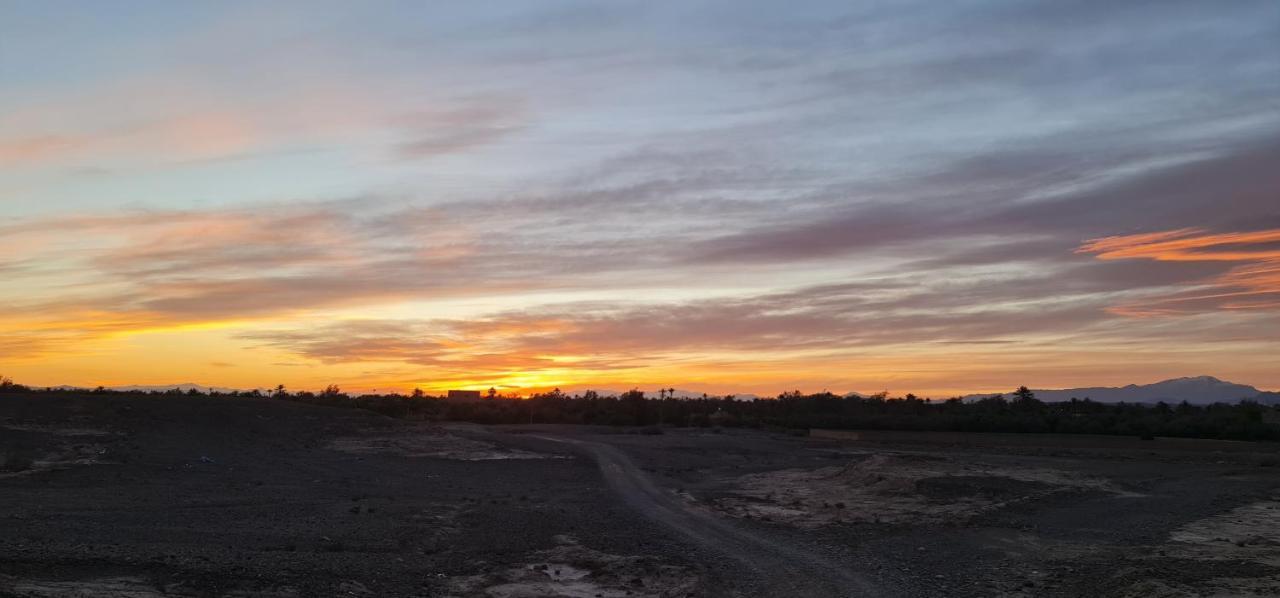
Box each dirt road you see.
[534,434,880,597]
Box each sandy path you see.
[534,435,880,597]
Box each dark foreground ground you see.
[2,394,1278,597]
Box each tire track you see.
[535,435,879,597]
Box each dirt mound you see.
[818,454,924,495]
[916,475,1054,501]
[712,451,1119,527]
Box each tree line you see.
[4,376,1278,441]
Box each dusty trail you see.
[534,434,880,597]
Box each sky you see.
[2,1,1278,397]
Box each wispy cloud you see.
[393,97,528,159]
[1079,228,1280,315]
[0,112,259,167]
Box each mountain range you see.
[964,376,1280,405]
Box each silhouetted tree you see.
[2,375,1276,442]
[0,375,28,392]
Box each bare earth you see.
[2,394,1279,597]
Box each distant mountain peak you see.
[988,376,1273,405]
[1165,375,1223,383]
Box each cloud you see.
[241,319,644,381]
[393,97,528,159]
[1079,228,1280,262]
[223,227,1280,393]
[241,270,1119,375]
[0,186,715,352]
[4,135,1277,364]
[1,78,527,170]
[1078,228,1280,315]
[0,134,87,164]
[239,261,1280,393]
[686,135,1280,267]
[0,113,259,167]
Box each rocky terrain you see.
[3,393,1279,596]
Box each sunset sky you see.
[2,1,1278,396]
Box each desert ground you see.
[2,394,1279,597]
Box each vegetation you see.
[2,377,1277,442]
